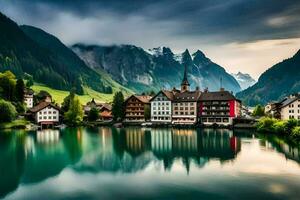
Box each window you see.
[43,116,47,119]
[48,116,52,119]
[223,118,229,122]
[48,111,52,114]
[53,116,57,119]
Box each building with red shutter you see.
[198,88,241,126]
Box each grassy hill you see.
[32,82,133,105]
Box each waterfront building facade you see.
[171,65,201,125]
[30,102,60,125]
[124,95,152,122]
[279,94,300,120]
[150,90,174,123]
[198,89,241,126]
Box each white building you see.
[150,90,173,123]
[279,95,300,120]
[24,89,34,108]
[30,102,60,125]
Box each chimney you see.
[220,87,225,92]
[204,87,208,93]
[195,86,200,91]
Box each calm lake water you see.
[0,127,300,200]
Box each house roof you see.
[24,88,34,95]
[150,90,175,101]
[30,102,60,113]
[279,96,299,108]
[126,95,152,104]
[173,90,201,102]
[100,103,112,111]
[199,91,239,101]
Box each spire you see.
[181,65,190,92]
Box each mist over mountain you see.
[231,72,256,90]
[72,44,241,93]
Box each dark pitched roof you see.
[24,88,34,95]
[199,91,239,101]
[174,90,201,102]
[279,96,299,108]
[29,102,60,113]
[150,90,175,101]
[181,65,190,86]
[125,95,152,104]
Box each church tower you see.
[181,65,190,92]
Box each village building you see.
[198,89,241,126]
[171,65,201,125]
[150,90,174,123]
[29,101,60,126]
[124,95,152,123]
[278,94,300,120]
[24,88,34,108]
[84,98,113,121]
[99,103,113,121]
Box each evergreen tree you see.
[61,89,75,113]
[88,107,99,121]
[15,79,25,102]
[112,91,125,122]
[64,95,83,126]
[144,104,151,121]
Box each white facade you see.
[36,106,59,124]
[151,93,172,123]
[280,99,300,120]
[24,94,33,108]
[172,102,197,124]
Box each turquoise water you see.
[0,127,300,200]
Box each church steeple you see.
[181,65,190,92]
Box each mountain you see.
[231,72,256,90]
[0,12,126,95]
[72,44,241,93]
[237,50,300,106]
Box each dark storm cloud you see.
[1,0,300,44]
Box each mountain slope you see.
[72,44,241,93]
[237,50,300,106]
[231,72,256,90]
[0,12,129,95]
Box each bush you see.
[291,126,300,139]
[273,121,285,134]
[0,99,17,123]
[283,119,298,134]
[256,117,278,133]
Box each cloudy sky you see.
[1,0,300,79]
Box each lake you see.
[0,127,300,200]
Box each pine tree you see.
[61,89,75,113]
[15,79,25,102]
[88,107,99,121]
[112,91,125,122]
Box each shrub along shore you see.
[256,117,300,141]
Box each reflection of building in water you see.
[199,129,241,161]
[125,128,150,156]
[150,128,241,171]
[172,129,198,156]
[36,129,60,144]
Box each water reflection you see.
[0,128,299,200]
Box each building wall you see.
[36,106,59,123]
[280,99,300,120]
[125,96,146,122]
[151,93,172,123]
[199,100,234,126]
[172,101,197,124]
[24,95,33,108]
